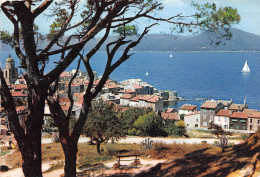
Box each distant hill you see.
[1,28,260,52]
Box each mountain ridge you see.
[1,28,260,52]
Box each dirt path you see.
[42,136,243,145]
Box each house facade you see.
[200,100,222,128]
[214,109,232,129]
[179,104,197,115]
[248,112,260,131]
[229,112,248,130]
[184,112,200,128]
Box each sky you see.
[0,0,260,36]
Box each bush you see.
[241,134,250,140]
[104,143,118,156]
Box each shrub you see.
[104,143,118,156]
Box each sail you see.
[170,54,173,58]
[242,60,250,72]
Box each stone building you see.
[3,54,18,85]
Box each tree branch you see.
[32,0,53,18]
[0,68,26,148]
[67,58,81,119]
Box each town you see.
[0,55,259,135]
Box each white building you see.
[214,109,232,129]
[179,104,197,115]
[184,112,200,128]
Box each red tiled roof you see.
[125,89,135,93]
[59,97,70,103]
[161,113,180,120]
[60,72,71,78]
[242,109,258,114]
[105,82,120,89]
[230,112,248,119]
[16,106,26,112]
[147,95,161,103]
[201,101,217,109]
[14,84,27,90]
[228,104,245,111]
[215,109,232,117]
[120,94,132,99]
[166,108,174,113]
[130,95,142,102]
[139,95,151,101]
[11,91,28,97]
[133,85,142,89]
[248,112,260,119]
[185,111,200,116]
[180,105,197,111]
[61,105,69,111]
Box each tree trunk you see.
[97,141,101,154]
[64,145,78,177]
[20,88,46,177]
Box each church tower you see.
[3,54,18,85]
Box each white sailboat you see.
[170,54,173,58]
[145,70,149,76]
[241,60,250,73]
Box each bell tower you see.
[3,54,18,85]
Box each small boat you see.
[241,60,250,73]
[145,70,149,76]
[170,54,173,58]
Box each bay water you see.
[1,51,260,110]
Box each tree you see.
[134,112,166,137]
[0,1,240,176]
[82,100,124,154]
[122,107,149,134]
[164,120,187,137]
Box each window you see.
[250,125,253,131]
[232,119,238,122]
[203,122,207,127]
[203,115,206,120]
[224,125,227,129]
[187,124,189,127]
[218,117,221,121]
[196,119,198,122]
[230,125,233,129]
[250,119,253,123]
[225,117,228,122]
[210,110,213,113]
[236,125,239,129]
[243,125,246,130]
[210,115,213,120]
[240,120,246,123]
[203,109,206,113]
[258,120,260,124]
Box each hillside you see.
[1,28,260,52]
[135,130,260,177]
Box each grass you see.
[0,150,9,156]
[44,161,64,173]
[143,141,215,159]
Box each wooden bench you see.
[116,155,140,165]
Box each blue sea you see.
[1,51,260,110]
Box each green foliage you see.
[164,120,187,137]
[113,25,138,36]
[191,2,240,43]
[134,112,166,137]
[122,107,148,132]
[0,31,14,47]
[82,100,124,147]
[47,8,69,40]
